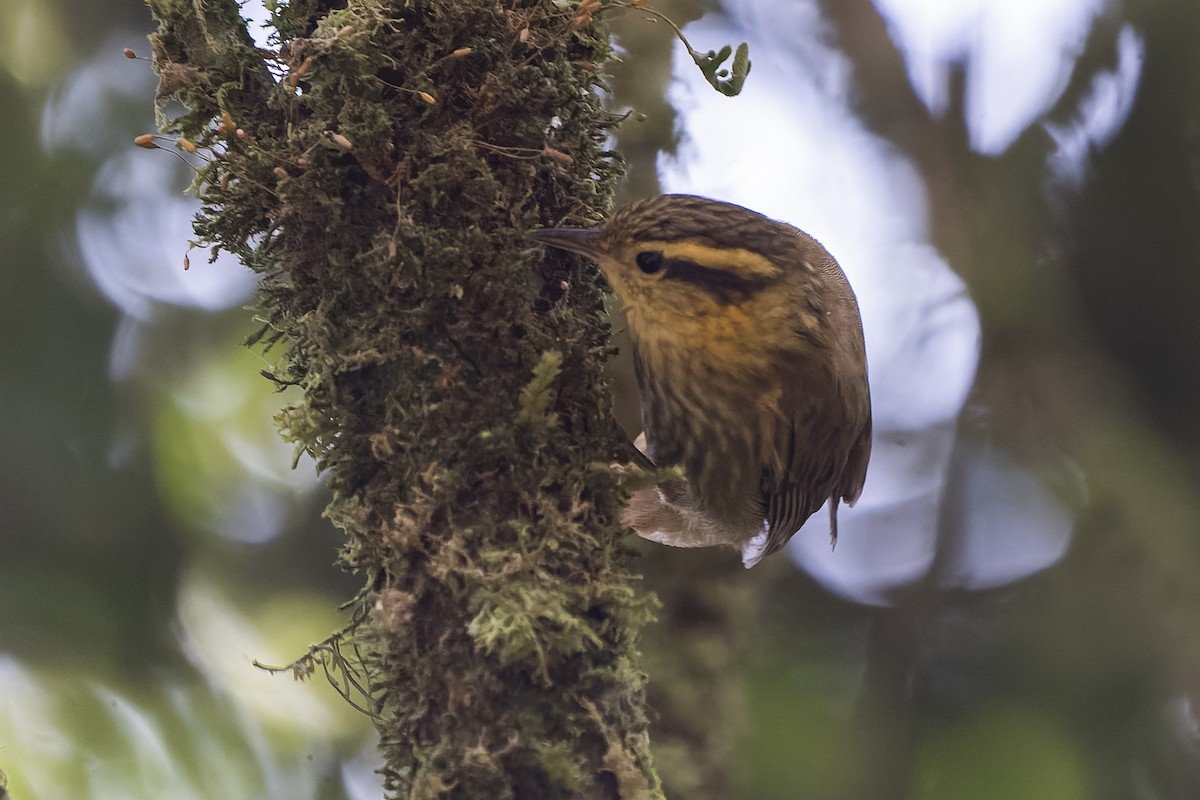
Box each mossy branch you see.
[144,0,663,796]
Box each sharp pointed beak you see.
[527,227,607,261]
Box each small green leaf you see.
[691,41,752,96]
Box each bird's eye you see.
[636,250,664,274]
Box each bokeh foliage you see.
[4,0,1200,798]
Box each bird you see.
[529,194,871,567]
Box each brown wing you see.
[762,377,871,554]
[838,408,871,506]
[761,246,872,554]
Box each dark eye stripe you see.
[661,258,770,305]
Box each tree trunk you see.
[145,0,663,796]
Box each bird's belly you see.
[638,351,773,538]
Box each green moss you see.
[146,0,661,796]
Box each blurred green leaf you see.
[911,704,1088,800]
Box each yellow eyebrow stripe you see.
[644,241,782,279]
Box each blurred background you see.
[3,0,1199,797]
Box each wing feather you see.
[761,363,872,555]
